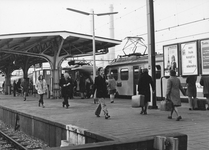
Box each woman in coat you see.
[186,75,198,110]
[94,67,110,119]
[35,75,48,108]
[137,68,155,115]
[59,72,72,108]
[166,70,185,121]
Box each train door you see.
[133,66,139,95]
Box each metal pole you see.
[92,11,96,81]
[147,0,157,109]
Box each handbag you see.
[160,99,173,111]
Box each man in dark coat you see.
[138,68,155,115]
[59,73,73,108]
[94,67,110,119]
[186,75,198,110]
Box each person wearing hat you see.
[166,70,186,121]
[137,68,155,115]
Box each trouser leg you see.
[39,94,44,105]
[188,96,193,109]
[100,98,108,116]
[64,95,69,107]
[193,97,198,109]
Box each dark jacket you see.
[137,72,154,103]
[59,77,73,97]
[186,76,197,97]
[94,75,107,98]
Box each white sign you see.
[181,41,198,76]
[201,39,209,75]
[163,44,178,76]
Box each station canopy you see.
[0,31,121,73]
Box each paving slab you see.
[0,94,209,150]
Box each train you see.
[105,52,204,99]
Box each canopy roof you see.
[0,31,121,73]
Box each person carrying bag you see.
[94,67,110,119]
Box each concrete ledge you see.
[47,132,187,150]
[0,106,115,147]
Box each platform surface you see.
[0,94,208,150]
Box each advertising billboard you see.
[200,39,209,75]
[163,44,178,76]
[180,41,198,76]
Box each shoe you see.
[110,101,114,103]
[62,102,65,108]
[189,108,192,110]
[24,98,26,101]
[140,110,144,115]
[143,111,147,115]
[42,105,45,108]
[96,115,100,117]
[66,105,69,109]
[176,116,182,121]
[105,115,110,119]
[168,116,172,119]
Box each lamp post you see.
[66,8,118,81]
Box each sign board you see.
[180,41,198,76]
[200,39,209,75]
[163,44,179,76]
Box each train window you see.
[134,68,139,80]
[156,65,161,79]
[110,69,118,80]
[120,68,129,80]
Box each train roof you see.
[107,53,163,67]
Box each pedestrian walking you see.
[21,78,29,101]
[79,73,86,99]
[166,70,185,121]
[137,68,155,115]
[16,79,22,96]
[94,67,110,119]
[35,75,48,108]
[200,75,209,110]
[59,74,65,99]
[85,77,93,99]
[186,75,198,110]
[107,74,117,103]
[13,80,17,97]
[59,72,72,108]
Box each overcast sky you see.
[0,0,209,66]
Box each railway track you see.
[0,128,44,150]
[0,129,28,150]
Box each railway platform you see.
[0,94,208,150]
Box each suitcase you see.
[131,95,144,108]
[197,99,206,110]
[95,103,101,116]
[160,100,173,111]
